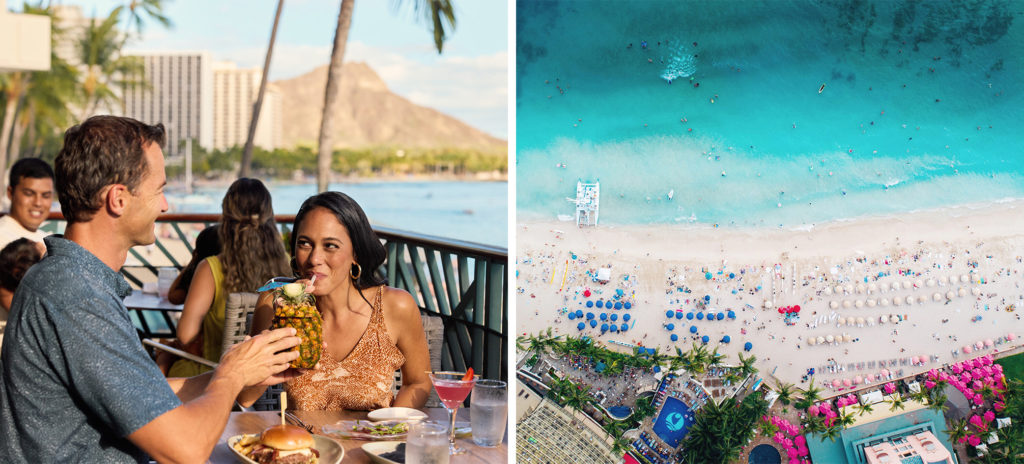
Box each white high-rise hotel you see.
[123,52,214,156]
[212,62,282,151]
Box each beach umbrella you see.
[706,312,714,320]
[614,302,623,310]
[834,285,844,294]
[843,379,852,387]
[583,289,591,297]
[901,281,911,289]
[590,320,598,328]
[616,289,624,297]
[854,376,862,385]
[728,310,736,319]
[600,313,607,321]
[868,283,878,293]
[624,302,632,309]
[844,316,854,325]
[671,334,679,342]
[914,279,923,288]
[686,312,694,320]
[721,335,731,343]
[985,339,993,347]
[958,288,967,297]
[705,272,713,280]
[947,291,956,299]
[824,286,833,295]
[729,272,735,279]
[577,322,585,330]
[568,312,576,320]
[675,312,684,319]
[856,283,866,293]
[697,312,705,320]
[808,337,817,346]
[844,334,852,342]
[817,336,825,345]
[880,298,889,306]
[916,295,926,303]
[832,379,840,388]
[826,335,835,343]
[716,312,725,320]
[933,293,942,302]
[906,296,915,305]
[842,300,852,308]
[856,317,865,325]
[596,300,604,308]
[690,325,698,334]
[744,342,753,351]
[575,310,583,318]
[600,323,608,333]
[830,301,839,309]
[623,314,631,321]
[1008,333,1017,341]
[778,307,785,314]
[975,341,984,350]
[964,346,973,354]
[926,278,936,287]
[666,323,675,331]
[701,335,710,344]
[586,300,594,308]
[621,323,628,332]
[704,295,711,303]
[764,300,774,309]
[610,324,618,332]
[867,299,876,308]
[586,312,594,320]
[845,284,854,294]
[972,287,981,296]
[890,282,900,291]
[961,274,969,283]
[892,296,901,307]
[609,314,617,322]
[666,310,675,318]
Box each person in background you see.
[167,224,221,305]
[0,158,54,248]
[168,178,291,377]
[250,191,431,410]
[0,115,302,463]
[0,238,44,353]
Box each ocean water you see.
[516,0,1024,228]
[166,181,508,247]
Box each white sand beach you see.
[516,200,1024,394]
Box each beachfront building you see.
[212,61,281,150]
[516,396,619,464]
[806,403,958,464]
[122,51,215,156]
[0,0,50,72]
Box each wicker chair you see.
[393,312,444,408]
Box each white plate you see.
[227,433,344,464]
[367,407,429,422]
[362,441,404,464]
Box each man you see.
[0,157,54,247]
[0,116,302,463]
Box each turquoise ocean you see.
[516,0,1023,228]
[166,181,508,248]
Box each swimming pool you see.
[652,396,692,448]
[748,444,781,464]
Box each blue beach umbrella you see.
[696,312,705,320]
[666,323,675,331]
[600,313,607,321]
[744,342,753,351]
[586,300,594,308]
[675,312,683,319]
[586,312,594,320]
[701,335,710,344]
[686,312,694,320]
[577,322,585,330]
[624,302,632,309]
[590,320,597,328]
[616,288,624,297]
[614,302,623,310]
[623,314,631,322]
[611,314,618,321]
[671,334,679,342]
[729,272,735,279]
[705,272,713,280]
[728,310,736,319]
[568,312,576,320]
[704,295,711,303]
[690,325,698,334]
[647,348,655,355]
[601,323,609,333]
[666,310,674,318]
[621,323,628,332]
[721,335,731,343]
[610,325,618,332]
[716,312,725,320]
[653,365,661,373]
[596,300,604,308]
[706,312,714,320]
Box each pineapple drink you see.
[271,282,322,368]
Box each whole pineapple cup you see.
[271,282,322,368]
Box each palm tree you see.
[239,0,284,178]
[887,395,906,412]
[775,381,795,406]
[796,378,823,410]
[647,348,671,370]
[837,411,856,429]
[855,402,875,416]
[316,0,455,192]
[77,7,145,119]
[944,418,969,444]
[707,346,725,368]
[820,425,842,442]
[736,352,758,378]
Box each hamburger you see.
[245,424,320,464]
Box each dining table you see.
[209,407,507,463]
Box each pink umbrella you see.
[789,459,800,464]
[884,382,896,394]
[925,380,936,389]
[994,364,1004,372]
[968,435,981,447]
[995,401,1006,411]
[973,394,985,406]
[808,405,820,416]
[972,358,982,368]
[832,379,841,388]
[951,364,963,374]
[973,368,984,378]
[843,378,852,387]
[795,435,807,446]
[798,446,809,456]
[961,372,973,382]
[787,448,798,459]
[865,374,874,382]
[881,369,890,377]
[975,341,985,350]
[963,346,973,354]
[1008,332,1017,341]
[774,432,785,443]
[853,376,862,385]
[984,410,995,422]
[973,380,983,391]
[983,355,994,366]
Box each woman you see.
[167,224,221,305]
[250,192,431,410]
[168,178,291,377]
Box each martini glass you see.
[428,371,475,455]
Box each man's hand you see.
[216,327,301,388]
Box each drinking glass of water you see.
[469,379,507,447]
[406,422,450,464]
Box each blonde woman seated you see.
[168,178,291,377]
[250,192,431,410]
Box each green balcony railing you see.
[40,212,508,382]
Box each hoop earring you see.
[350,263,362,281]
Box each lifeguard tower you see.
[568,179,600,228]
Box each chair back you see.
[394,312,444,407]
[221,292,259,354]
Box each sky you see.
[50,0,509,138]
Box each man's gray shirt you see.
[0,236,181,463]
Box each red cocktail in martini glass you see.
[428,370,475,454]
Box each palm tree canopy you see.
[394,0,455,53]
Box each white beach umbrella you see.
[830,301,839,309]
[892,282,902,291]
[842,300,852,309]
[856,317,865,325]
[808,337,817,345]
[892,315,901,324]
[880,298,890,307]
[926,278,936,287]
[892,297,901,306]
[960,274,969,283]
[826,334,835,343]
[879,315,888,324]
[903,281,913,289]
[817,336,826,345]
[835,285,844,295]
[946,291,955,300]
[837,318,845,326]
[958,288,967,297]
[972,287,981,296]
[844,334,853,342]
[868,283,878,293]
[933,292,942,302]
[915,279,924,288]
[867,299,876,308]
[856,283,866,294]
[764,300,774,309]
[845,284,854,294]
[824,286,833,295]
[906,296,915,305]
[855,300,864,308]
[917,295,928,304]
[846,316,856,326]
